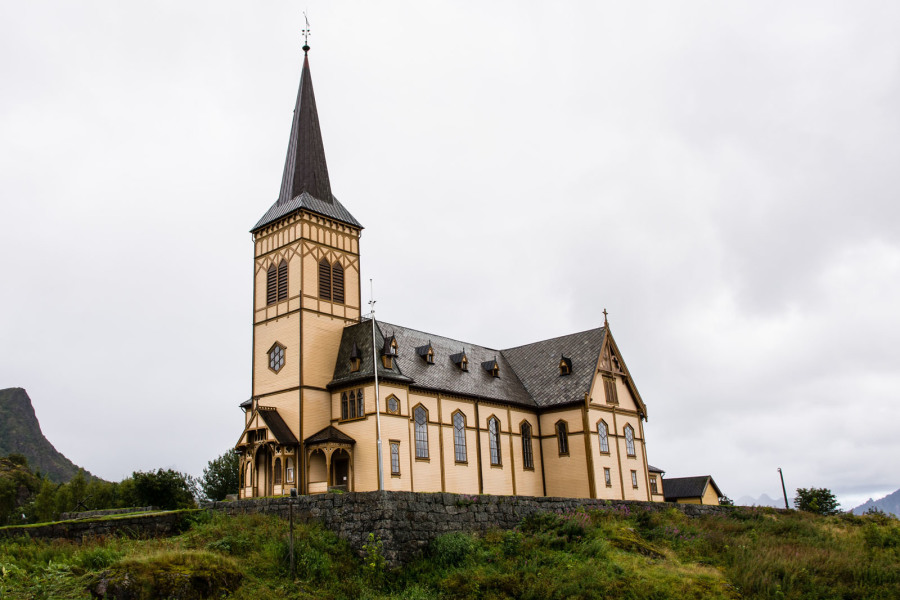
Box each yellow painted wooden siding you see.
[253,314,300,396]
[540,408,590,498]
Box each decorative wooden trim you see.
[507,406,517,495]
[581,399,597,499]
[474,401,483,494]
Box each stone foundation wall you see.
[0,510,192,542]
[202,492,736,566]
[58,506,158,521]
[1,492,741,566]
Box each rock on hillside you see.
[0,387,91,483]
[853,488,900,517]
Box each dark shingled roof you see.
[304,425,355,445]
[329,320,415,388]
[257,407,299,445]
[239,398,253,409]
[648,464,665,474]
[378,322,536,407]
[252,50,361,232]
[253,192,361,232]
[502,327,607,407]
[329,321,613,410]
[662,476,722,501]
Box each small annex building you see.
[662,476,724,505]
[235,42,661,502]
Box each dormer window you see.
[559,356,572,376]
[383,335,398,357]
[416,342,435,365]
[450,351,468,371]
[482,359,499,377]
[349,343,361,373]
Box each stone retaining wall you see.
[58,506,158,521]
[203,492,736,566]
[0,510,192,542]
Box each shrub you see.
[200,449,240,502]
[794,487,840,516]
[430,532,476,567]
[130,469,196,510]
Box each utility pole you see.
[370,279,384,491]
[778,467,789,509]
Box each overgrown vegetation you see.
[794,487,840,515]
[1,505,898,599]
[1,449,242,525]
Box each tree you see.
[200,449,240,501]
[719,496,734,506]
[794,487,840,515]
[130,469,196,510]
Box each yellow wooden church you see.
[235,44,662,502]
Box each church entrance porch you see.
[303,426,356,494]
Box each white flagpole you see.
[369,279,384,491]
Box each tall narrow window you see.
[604,467,612,487]
[332,262,344,304]
[650,475,658,494]
[414,406,429,459]
[318,258,331,300]
[245,463,252,487]
[286,457,295,483]
[556,421,569,455]
[356,388,364,418]
[266,264,277,305]
[624,424,635,457]
[598,420,610,453]
[348,391,357,419]
[390,442,400,475]
[521,422,534,469]
[631,470,638,488]
[277,260,288,301]
[488,417,501,466]
[453,412,467,463]
[341,392,349,420]
[274,458,282,485]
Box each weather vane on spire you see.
[302,12,311,53]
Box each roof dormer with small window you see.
[559,355,572,376]
[450,350,468,372]
[416,342,435,364]
[482,358,500,377]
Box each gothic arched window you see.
[414,406,428,459]
[488,417,501,466]
[274,457,282,485]
[521,421,534,469]
[453,411,467,463]
[356,388,364,418]
[598,420,610,454]
[341,392,349,421]
[556,421,569,456]
[624,424,635,457]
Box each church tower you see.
[237,43,363,498]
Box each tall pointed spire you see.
[277,46,332,205]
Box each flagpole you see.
[369,279,384,491]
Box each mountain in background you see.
[852,489,900,517]
[736,493,785,508]
[0,387,93,483]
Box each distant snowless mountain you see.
[736,493,786,508]
[852,489,900,517]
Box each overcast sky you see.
[1,1,898,510]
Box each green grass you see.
[0,507,897,599]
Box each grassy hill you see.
[0,388,91,483]
[1,504,898,599]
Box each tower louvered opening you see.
[332,261,344,304]
[318,258,332,300]
[266,264,278,305]
[277,261,288,301]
